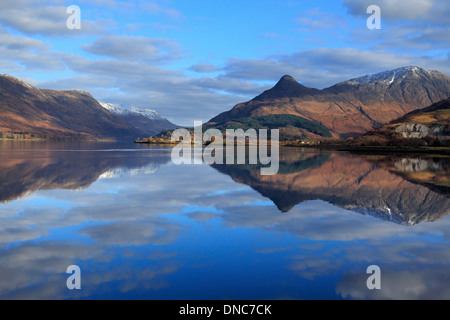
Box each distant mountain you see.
[208,66,450,139]
[100,102,178,136]
[351,97,450,146]
[0,74,148,141]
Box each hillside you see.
[350,97,450,147]
[208,67,450,139]
[206,113,332,140]
[0,75,147,141]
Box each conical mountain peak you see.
[278,74,297,83]
[256,75,319,100]
[274,75,304,88]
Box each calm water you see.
[0,140,449,300]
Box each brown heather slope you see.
[351,97,450,146]
[209,67,450,139]
[0,75,146,141]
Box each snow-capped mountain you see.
[348,66,443,85]
[100,102,164,121]
[100,102,178,136]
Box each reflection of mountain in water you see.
[0,149,171,203]
[211,149,450,225]
[99,166,161,179]
[361,155,450,198]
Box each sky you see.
[0,0,449,125]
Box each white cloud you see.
[189,63,221,73]
[83,36,183,62]
[0,28,64,72]
[296,7,348,30]
[79,220,181,246]
[145,2,184,20]
[0,2,109,36]
[221,48,419,88]
[343,0,436,20]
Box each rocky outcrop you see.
[395,123,442,139]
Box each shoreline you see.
[284,144,450,156]
[135,139,450,155]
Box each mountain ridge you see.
[347,66,440,84]
[101,102,164,120]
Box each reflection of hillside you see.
[360,155,450,197]
[211,149,450,225]
[0,149,171,203]
[223,148,331,175]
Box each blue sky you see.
[0,0,449,124]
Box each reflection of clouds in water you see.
[0,241,181,299]
[0,242,103,299]
[218,201,411,241]
[79,221,182,246]
[288,255,344,281]
[285,219,450,299]
[287,240,450,300]
[80,262,180,298]
[98,166,159,179]
[214,201,450,299]
[336,267,450,300]
[0,207,62,247]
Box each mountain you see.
[100,102,178,136]
[0,74,148,141]
[208,66,450,139]
[350,97,450,146]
